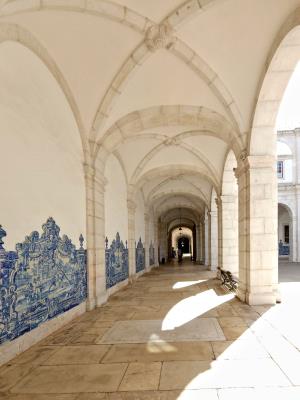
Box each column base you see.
[96,293,108,307]
[86,298,96,311]
[237,288,276,305]
[86,293,108,310]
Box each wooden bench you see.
[217,267,238,292]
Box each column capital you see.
[235,154,276,178]
[127,199,137,211]
[215,197,222,208]
[144,212,150,222]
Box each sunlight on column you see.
[162,290,234,331]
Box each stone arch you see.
[0,0,150,34]
[153,193,204,215]
[250,7,300,155]
[146,175,210,207]
[150,190,208,210]
[95,105,242,163]
[133,164,220,197]
[277,140,293,156]
[0,22,87,158]
[131,137,220,187]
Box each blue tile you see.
[105,233,129,289]
[0,218,87,345]
[136,237,145,273]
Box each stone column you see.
[144,212,150,270]
[84,163,107,310]
[205,210,211,267]
[221,194,239,275]
[200,219,205,264]
[154,219,159,266]
[127,199,136,280]
[210,206,218,271]
[159,222,168,262]
[196,224,201,263]
[236,154,278,305]
[216,197,223,269]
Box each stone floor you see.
[1,260,300,399]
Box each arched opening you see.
[278,203,293,262]
[248,11,300,304]
[171,226,194,262]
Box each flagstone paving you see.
[1,260,300,399]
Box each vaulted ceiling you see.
[1,0,298,225]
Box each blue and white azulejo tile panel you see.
[136,237,145,273]
[0,217,87,345]
[105,233,128,289]
[149,241,155,266]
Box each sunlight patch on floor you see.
[161,290,234,331]
[173,280,207,289]
[146,336,178,353]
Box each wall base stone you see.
[0,302,86,366]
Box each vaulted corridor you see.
[1,261,300,399]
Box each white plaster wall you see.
[0,42,85,250]
[104,154,128,243]
[135,189,145,242]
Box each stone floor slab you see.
[11,364,127,393]
[102,342,214,363]
[99,319,225,344]
[159,359,291,390]
[118,362,161,391]
[107,389,218,399]
[44,345,111,365]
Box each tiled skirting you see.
[0,301,86,366]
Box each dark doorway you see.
[177,237,190,254]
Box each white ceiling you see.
[1,0,298,224]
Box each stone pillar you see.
[127,199,136,280]
[144,212,150,270]
[84,163,107,310]
[154,219,159,266]
[196,224,201,263]
[221,194,239,275]
[200,219,205,264]
[205,210,211,267]
[236,154,278,305]
[216,198,223,269]
[159,222,168,262]
[210,206,218,271]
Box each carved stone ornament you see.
[145,23,174,52]
[239,150,248,162]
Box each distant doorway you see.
[177,237,190,254]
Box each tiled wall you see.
[0,218,87,345]
[105,233,129,288]
[136,237,145,273]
